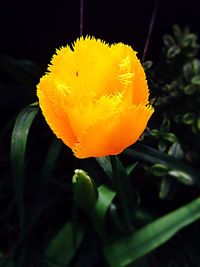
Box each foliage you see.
[0,25,200,267]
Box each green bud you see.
[72,169,98,213]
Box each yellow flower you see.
[37,36,154,158]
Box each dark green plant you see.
[0,26,200,267]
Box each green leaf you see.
[158,140,167,152]
[87,184,116,240]
[160,118,170,132]
[104,197,200,267]
[43,222,84,267]
[159,177,171,199]
[183,84,196,95]
[191,75,200,85]
[142,61,152,70]
[163,35,176,47]
[96,157,135,228]
[173,24,182,42]
[192,59,200,74]
[110,156,135,229]
[11,104,39,227]
[167,45,181,58]
[125,162,138,176]
[133,209,155,227]
[183,34,197,47]
[149,164,169,177]
[124,143,199,185]
[109,204,126,232]
[168,142,183,159]
[182,113,196,125]
[163,133,178,143]
[197,117,200,130]
[95,156,112,180]
[150,129,160,137]
[168,170,194,185]
[95,185,116,225]
[183,62,194,82]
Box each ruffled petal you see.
[132,57,149,105]
[37,76,77,148]
[72,105,154,158]
[66,94,122,139]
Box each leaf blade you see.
[11,104,39,227]
[104,197,200,267]
[124,143,199,185]
[42,222,84,267]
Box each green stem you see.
[110,156,133,231]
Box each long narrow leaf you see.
[95,185,116,225]
[95,157,112,180]
[104,197,200,267]
[11,104,39,228]
[125,143,200,185]
[42,222,84,267]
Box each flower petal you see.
[66,94,122,139]
[37,76,77,148]
[132,57,149,105]
[47,38,149,105]
[72,105,154,158]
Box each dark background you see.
[0,0,199,67]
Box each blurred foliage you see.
[0,25,200,267]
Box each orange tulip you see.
[37,36,154,158]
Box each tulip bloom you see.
[37,37,154,158]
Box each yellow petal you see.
[46,38,148,105]
[72,105,154,158]
[109,43,149,106]
[37,76,77,148]
[132,57,149,105]
[66,94,122,139]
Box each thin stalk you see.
[142,0,159,62]
[80,0,84,35]
[110,156,132,231]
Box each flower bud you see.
[72,169,98,213]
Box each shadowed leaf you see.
[104,197,200,267]
[11,104,39,227]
